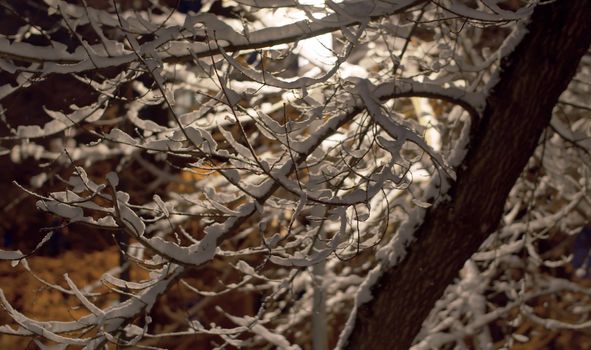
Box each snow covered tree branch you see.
[1,0,590,349]
[342,0,591,348]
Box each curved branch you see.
[343,0,591,348]
[0,0,426,74]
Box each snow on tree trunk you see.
[343,1,591,349]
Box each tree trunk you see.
[345,1,591,349]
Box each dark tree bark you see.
[345,1,591,349]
